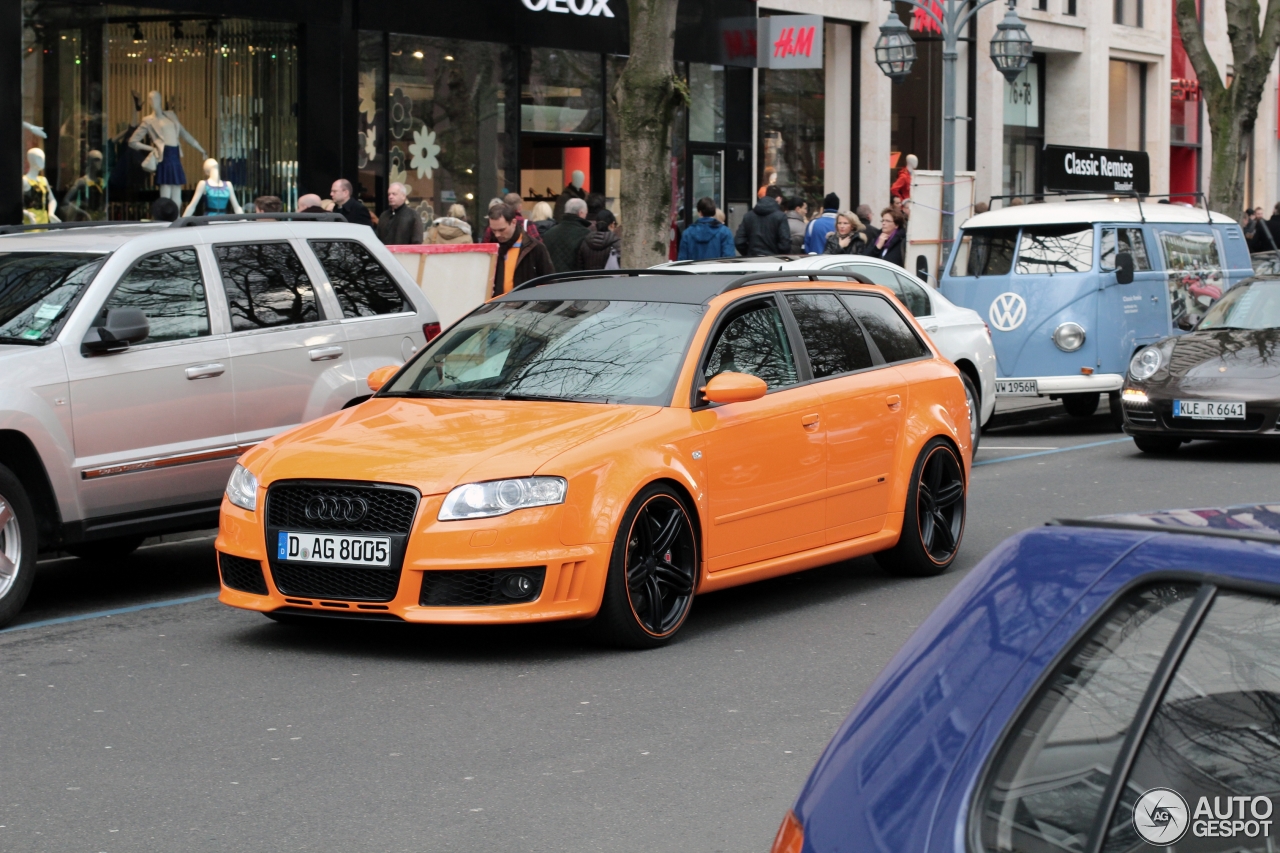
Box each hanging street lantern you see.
[874,8,917,84]
[990,0,1034,84]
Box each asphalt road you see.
[3,412,1279,853]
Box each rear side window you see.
[893,273,932,317]
[101,249,209,343]
[840,293,928,363]
[1100,227,1152,271]
[310,240,408,318]
[704,300,798,391]
[784,292,874,378]
[215,243,319,331]
[1016,224,1095,275]
[949,228,1017,277]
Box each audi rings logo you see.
[305,496,369,524]
[989,292,1028,331]
[1133,788,1190,846]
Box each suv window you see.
[100,249,209,343]
[1016,224,1095,275]
[309,240,408,318]
[0,253,104,344]
[704,300,798,391]
[215,242,319,331]
[784,293,874,378]
[839,294,929,363]
[830,262,932,318]
[978,584,1200,853]
[1099,590,1280,852]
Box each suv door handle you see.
[185,363,225,380]
[309,346,344,362]
[801,413,820,430]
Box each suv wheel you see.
[0,465,38,629]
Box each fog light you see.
[1053,322,1086,352]
[1122,388,1149,404]
[500,573,534,599]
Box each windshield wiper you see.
[379,389,488,399]
[0,335,44,346]
[497,392,606,404]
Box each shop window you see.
[1109,60,1147,151]
[758,64,825,203]
[1002,57,1043,199]
[387,35,516,228]
[102,249,209,343]
[521,48,603,136]
[310,241,408,318]
[215,242,318,331]
[689,64,726,144]
[357,31,387,206]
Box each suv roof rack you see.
[169,212,350,227]
[511,269,693,291]
[720,271,874,294]
[0,220,149,235]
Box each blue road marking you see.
[0,592,219,634]
[974,437,1132,467]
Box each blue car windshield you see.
[1198,279,1280,330]
[0,252,107,345]
[384,299,705,405]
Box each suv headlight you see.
[1052,322,1086,352]
[1129,346,1162,381]
[225,464,259,512]
[439,477,567,521]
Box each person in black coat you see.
[864,207,906,268]
[735,186,792,257]
[330,178,373,228]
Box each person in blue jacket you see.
[803,192,841,254]
[677,196,736,260]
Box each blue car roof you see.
[793,513,1280,853]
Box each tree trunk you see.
[1175,0,1280,216]
[616,0,683,268]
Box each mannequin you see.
[183,158,243,217]
[129,90,206,204]
[554,169,586,219]
[22,149,59,225]
[891,153,918,202]
[63,149,106,221]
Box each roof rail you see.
[0,220,148,235]
[720,271,874,295]
[510,269,693,292]
[169,212,349,228]
[987,190,1215,224]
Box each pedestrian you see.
[735,185,791,257]
[329,178,372,227]
[678,196,736,261]
[578,208,621,270]
[375,181,424,245]
[489,202,553,298]
[973,201,990,215]
[540,197,593,272]
[586,192,606,220]
[1249,206,1278,252]
[783,196,808,254]
[865,207,906,267]
[804,193,840,254]
[426,203,472,244]
[529,201,556,235]
[823,211,867,255]
[254,195,284,213]
[482,192,538,243]
[855,204,874,230]
[297,193,323,212]
[553,171,587,219]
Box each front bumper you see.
[215,496,612,624]
[997,374,1125,396]
[1121,392,1280,438]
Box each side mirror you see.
[81,307,149,355]
[701,372,768,405]
[366,365,399,392]
[1115,251,1135,285]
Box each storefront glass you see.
[689,63,726,144]
[356,30,387,207]
[521,48,603,136]
[758,65,824,203]
[1002,57,1043,199]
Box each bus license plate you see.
[277,532,390,566]
[1173,400,1246,420]
[996,379,1039,396]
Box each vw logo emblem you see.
[989,292,1028,331]
[305,496,368,524]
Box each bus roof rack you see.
[0,220,148,235]
[170,212,349,227]
[986,190,1212,224]
[511,269,693,291]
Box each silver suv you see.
[0,216,439,626]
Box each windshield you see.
[0,252,107,345]
[1198,280,1280,330]
[1016,224,1094,275]
[949,228,1018,277]
[385,299,705,405]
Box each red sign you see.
[772,25,816,59]
[911,2,943,34]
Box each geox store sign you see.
[521,0,616,17]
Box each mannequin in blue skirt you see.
[129,90,206,205]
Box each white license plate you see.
[996,379,1039,396]
[1173,400,1246,420]
[277,532,391,566]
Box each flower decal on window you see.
[358,72,379,125]
[389,145,409,188]
[389,88,414,140]
[409,127,441,179]
[364,125,378,166]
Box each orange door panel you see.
[699,384,827,571]
[819,367,907,543]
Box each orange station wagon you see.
[215,271,972,647]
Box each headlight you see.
[225,464,259,512]
[1129,347,1162,381]
[1052,322,1086,352]
[438,477,567,521]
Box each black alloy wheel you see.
[876,438,966,578]
[599,485,698,648]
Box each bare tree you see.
[1175,0,1280,215]
[615,0,687,268]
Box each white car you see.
[657,254,997,444]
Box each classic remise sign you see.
[521,0,615,17]
[1043,144,1151,195]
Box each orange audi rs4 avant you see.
[215,271,973,647]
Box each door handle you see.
[925,325,939,333]
[801,413,821,430]
[309,346,344,362]
[185,363,225,380]
[886,394,902,410]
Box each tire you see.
[1062,392,1100,418]
[876,438,967,578]
[597,484,699,649]
[66,534,146,562]
[1133,435,1182,454]
[961,373,981,454]
[0,464,38,629]
[1107,391,1125,432]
